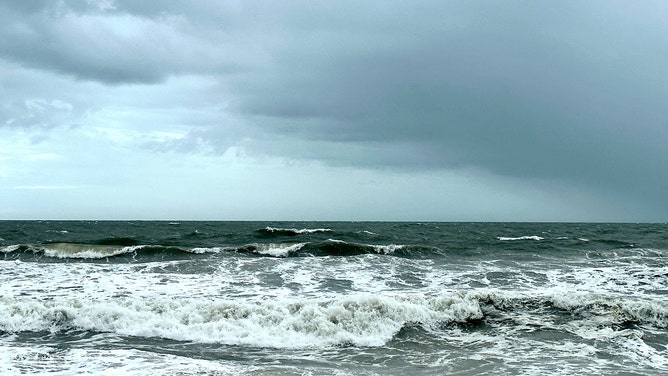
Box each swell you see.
[1,240,444,260]
[1,243,190,261]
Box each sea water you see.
[1,221,666,375]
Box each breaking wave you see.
[473,290,668,328]
[1,290,664,349]
[1,244,143,259]
[1,240,441,260]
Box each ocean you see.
[0,221,666,375]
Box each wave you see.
[219,241,427,258]
[2,240,440,260]
[281,240,439,258]
[256,227,332,237]
[497,236,544,241]
[1,243,187,260]
[232,243,307,257]
[473,290,668,329]
[1,290,664,349]
[0,294,482,348]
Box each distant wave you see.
[231,240,434,258]
[1,240,441,260]
[1,243,186,259]
[232,243,308,257]
[256,227,332,237]
[497,236,544,241]
[0,290,664,349]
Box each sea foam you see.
[3,289,664,349]
[0,294,484,348]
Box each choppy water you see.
[1,221,667,375]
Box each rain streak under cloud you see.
[1,0,667,221]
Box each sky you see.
[1,0,667,221]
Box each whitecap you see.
[0,293,485,349]
[40,244,142,259]
[251,243,307,257]
[0,245,21,253]
[372,244,405,254]
[263,227,332,234]
[497,236,544,241]
[189,247,228,254]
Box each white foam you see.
[0,293,484,348]
[0,343,254,376]
[0,245,21,253]
[189,246,227,254]
[373,244,405,254]
[252,243,306,257]
[40,244,143,259]
[545,265,668,298]
[1,244,141,258]
[549,293,668,328]
[2,239,667,373]
[46,230,69,234]
[497,236,544,241]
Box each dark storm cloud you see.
[219,1,668,213]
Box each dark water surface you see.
[1,221,667,375]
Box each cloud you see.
[212,1,668,214]
[0,0,666,220]
[0,1,258,84]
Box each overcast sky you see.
[1,0,666,221]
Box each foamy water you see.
[1,221,666,375]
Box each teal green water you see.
[1,222,667,375]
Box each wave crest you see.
[0,294,483,348]
[1,241,442,260]
[1,290,664,348]
[472,290,668,329]
[1,243,186,260]
[256,227,332,237]
[497,236,544,241]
